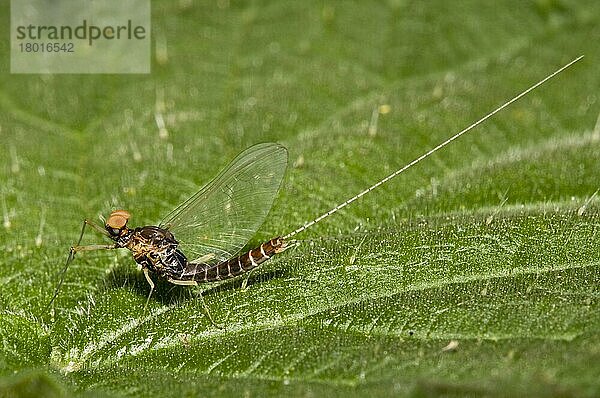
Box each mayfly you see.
[49,56,583,308]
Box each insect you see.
[49,56,583,310]
[49,143,289,308]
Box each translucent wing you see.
[159,143,288,265]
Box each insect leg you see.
[198,292,222,329]
[167,278,198,286]
[241,273,252,290]
[47,219,117,309]
[47,251,77,309]
[81,219,111,237]
[167,277,222,328]
[71,244,117,252]
[143,268,155,312]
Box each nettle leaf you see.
[1,1,599,397]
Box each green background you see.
[1,1,599,396]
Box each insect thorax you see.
[122,226,189,277]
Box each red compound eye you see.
[106,209,131,229]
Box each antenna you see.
[283,55,584,240]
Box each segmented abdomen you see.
[196,237,286,282]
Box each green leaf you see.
[1,0,599,396]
